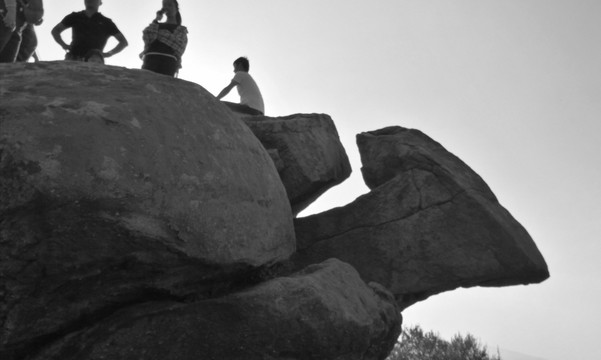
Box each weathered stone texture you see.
[26,259,401,360]
[0,62,295,357]
[0,63,549,360]
[243,114,352,216]
[293,127,549,308]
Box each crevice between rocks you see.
[3,259,288,360]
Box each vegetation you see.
[386,325,502,360]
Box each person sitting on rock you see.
[51,0,127,62]
[216,57,265,116]
[140,0,187,77]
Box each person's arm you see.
[216,80,238,100]
[51,23,71,51]
[103,32,128,58]
[2,0,17,30]
[141,22,159,53]
[172,26,188,59]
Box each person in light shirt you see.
[217,56,265,116]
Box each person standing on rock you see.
[0,0,19,58]
[140,0,187,77]
[0,0,43,62]
[216,57,265,116]
[15,23,39,62]
[51,0,127,62]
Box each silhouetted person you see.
[0,0,18,57]
[15,23,37,61]
[140,0,187,77]
[51,0,127,62]
[217,57,265,116]
[0,0,43,62]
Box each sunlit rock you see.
[242,113,351,216]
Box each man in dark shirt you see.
[51,0,127,61]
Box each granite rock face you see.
[293,127,549,309]
[27,259,401,360]
[0,62,549,360]
[0,62,297,357]
[0,61,294,265]
[243,114,352,216]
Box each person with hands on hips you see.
[51,0,127,62]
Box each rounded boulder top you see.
[0,61,295,266]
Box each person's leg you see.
[0,11,27,63]
[142,54,178,77]
[0,29,21,62]
[65,52,78,61]
[221,101,264,116]
[163,59,178,77]
[16,24,36,62]
[0,25,13,54]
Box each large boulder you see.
[293,126,549,309]
[0,62,295,354]
[242,114,352,216]
[23,259,401,360]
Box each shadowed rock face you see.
[26,259,401,360]
[1,61,294,265]
[242,114,352,216]
[1,62,548,360]
[0,62,296,357]
[293,126,549,309]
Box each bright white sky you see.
[29,1,601,359]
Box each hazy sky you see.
[27,1,601,359]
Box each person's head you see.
[84,0,102,12]
[233,57,250,72]
[84,49,105,64]
[163,0,182,25]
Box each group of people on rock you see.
[1,0,264,116]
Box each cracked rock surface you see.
[0,62,298,358]
[1,63,549,359]
[0,62,403,360]
[292,126,549,309]
[26,259,401,360]
[242,114,352,216]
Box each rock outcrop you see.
[242,114,352,216]
[0,62,298,358]
[0,62,548,359]
[27,259,401,360]
[1,61,294,266]
[293,127,549,309]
